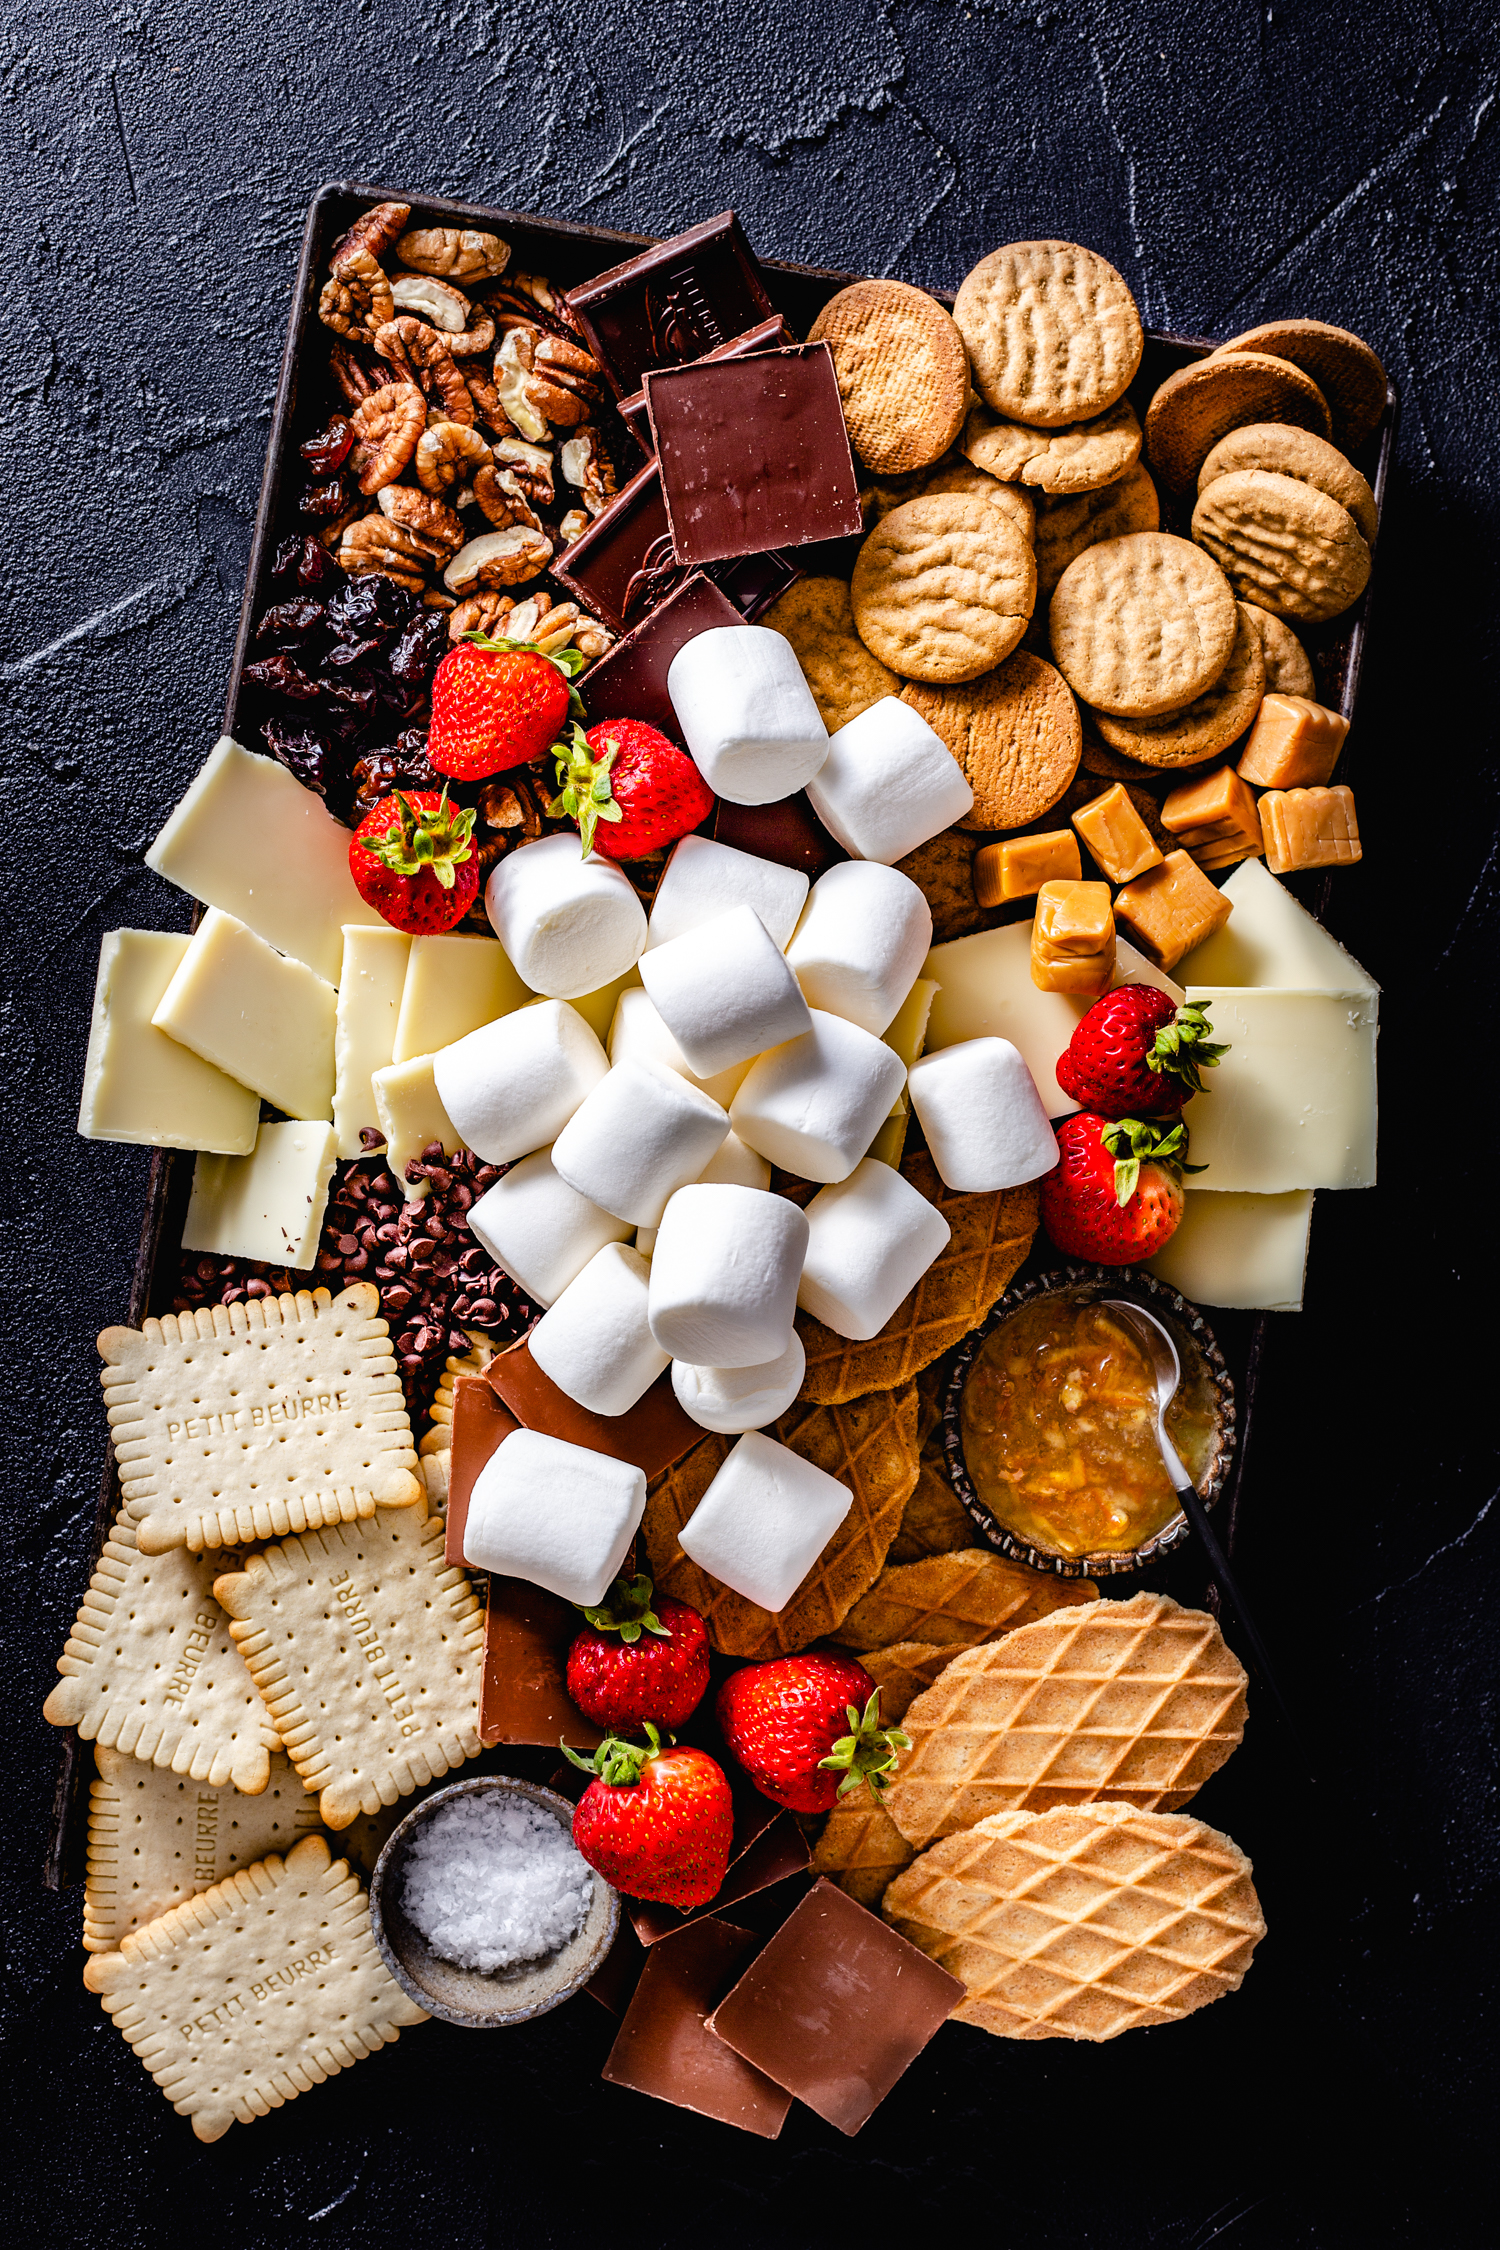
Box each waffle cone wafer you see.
[809,1779,916,1907]
[856,1640,961,1721]
[890,1358,976,1563]
[832,1546,1097,1654]
[883,1802,1264,2040]
[643,1387,919,1658]
[882,1592,1246,1847]
[796,1152,1037,1405]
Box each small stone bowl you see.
[369,1775,618,2029]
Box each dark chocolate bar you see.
[712,791,845,877]
[616,315,794,449]
[566,213,777,399]
[552,458,675,637]
[602,1919,791,2136]
[579,572,745,743]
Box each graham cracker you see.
[831,1546,1097,1654]
[100,1283,421,1556]
[83,1834,427,2138]
[213,1498,485,1828]
[809,1778,916,1907]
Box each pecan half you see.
[492,326,599,440]
[377,483,465,561]
[375,318,475,427]
[476,774,545,840]
[415,420,490,497]
[327,338,384,408]
[318,250,394,339]
[472,463,543,533]
[444,526,554,594]
[390,273,471,331]
[560,425,617,519]
[558,508,590,545]
[492,435,554,507]
[423,588,457,610]
[448,591,518,640]
[330,200,411,270]
[337,516,429,590]
[349,383,426,495]
[396,226,511,281]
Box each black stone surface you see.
[2,5,1497,2243]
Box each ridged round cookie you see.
[1144,352,1331,492]
[1092,602,1266,766]
[809,280,970,474]
[1198,423,1377,542]
[862,459,1037,544]
[953,241,1143,427]
[962,396,1141,495]
[1049,531,1238,717]
[1242,602,1315,696]
[902,652,1082,830]
[1213,318,1388,451]
[1191,469,1372,623]
[761,576,899,732]
[892,827,987,943]
[1034,462,1159,596]
[852,495,1036,683]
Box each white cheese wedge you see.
[1181,989,1377,1191]
[1148,1189,1314,1311]
[182,1120,338,1268]
[391,931,532,1063]
[151,908,336,1123]
[373,1054,461,1197]
[333,926,411,1159]
[77,931,261,1154]
[1176,857,1379,997]
[145,737,382,984]
[567,964,643,1045]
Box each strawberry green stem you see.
[562,1720,671,1788]
[545,721,624,854]
[1100,1117,1206,1206]
[1146,1002,1229,1096]
[575,1573,671,1647]
[365,786,475,889]
[817,1690,912,1799]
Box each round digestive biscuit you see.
[1034,462,1159,596]
[761,576,900,733]
[1242,602,1315,696]
[1048,531,1238,717]
[1092,602,1266,766]
[1198,422,1376,543]
[962,396,1141,495]
[852,494,1036,684]
[954,241,1143,427]
[902,651,1081,830]
[808,280,970,474]
[1212,318,1388,451]
[1144,352,1331,492]
[1190,469,1371,623]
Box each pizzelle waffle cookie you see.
[809,1777,916,1906]
[889,1356,981,1563]
[643,1386,919,1658]
[832,1546,1097,1654]
[882,1803,1265,2041]
[100,1283,422,1555]
[214,1498,485,1827]
[902,652,1082,832]
[881,1592,1247,1847]
[83,1834,427,2138]
[1092,602,1267,767]
[856,1638,961,1721]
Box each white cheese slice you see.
[145,737,382,985]
[151,909,336,1123]
[1182,988,1377,1191]
[373,1054,461,1198]
[77,931,260,1154]
[333,926,411,1159]
[1147,1189,1314,1310]
[182,1120,338,1268]
[567,963,643,1046]
[1176,857,1378,997]
[392,931,533,1062]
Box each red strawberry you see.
[565,1575,710,1731]
[1040,1112,1201,1264]
[427,634,581,779]
[715,1653,910,1815]
[547,719,714,859]
[348,788,478,935]
[566,1726,733,1908]
[1056,988,1227,1119]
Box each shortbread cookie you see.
[214,1499,484,1828]
[1243,602,1315,696]
[831,1547,1097,1653]
[1197,421,1376,542]
[953,242,1143,426]
[1093,602,1266,766]
[1191,469,1372,622]
[851,495,1035,683]
[864,458,1037,545]
[85,1746,321,1951]
[44,1512,279,1794]
[1049,532,1238,717]
[902,651,1081,830]
[809,1777,915,1906]
[1213,318,1388,451]
[963,397,1141,494]
[808,280,970,473]
[100,1284,422,1555]
[83,1834,426,2138]
[1034,463,1160,597]
[1144,351,1331,490]
[761,576,900,732]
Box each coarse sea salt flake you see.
[400,1794,593,1974]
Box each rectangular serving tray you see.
[43,181,1397,1887]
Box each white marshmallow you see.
[907,1037,1060,1191]
[467,1146,631,1307]
[671,1335,806,1434]
[797,1158,952,1340]
[648,1185,809,1368]
[485,835,646,1000]
[647,834,810,952]
[698,1132,772,1191]
[730,1010,907,1184]
[666,626,829,805]
[805,697,975,864]
[432,999,607,1164]
[550,1059,729,1227]
[527,1243,670,1416]
[608,985,751,1110]
[464,1428,645,1604]
[639,906,812,1079]
[676,1431,851,1611]
[785,862,934,1035]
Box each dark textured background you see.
[2,3,1497,2242]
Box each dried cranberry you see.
[300,414,355,476]
[326,574,418,638]
[255,598,325,643]
[297,539,341,592]
[387,611,449,687]
[299,476,348,521]
[243,653,323,701]
[272,535,303,579]
[261,720,332,797]
[323,634,384,669]
[319,668,378,716]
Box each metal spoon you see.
[1103,1297,1312,1780]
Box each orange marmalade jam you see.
[959,1293,1220,1558]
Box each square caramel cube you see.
[974,829,1081,908]
[1260,784,1361,873]
[1114,850,1232,972]
[1162,766,1259,838]
[1031,880,1115,994]
[1072,785,1163,884]
[1237,694,1348,789]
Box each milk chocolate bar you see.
[626,1814,810,1947]
[484,1343,702,1480]
[616,315,793,448]
[601,1919,792,2136]
[566,212,777,398]
[444,1370,520,1568]
[478,1574,602,1750]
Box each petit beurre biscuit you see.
[84,1834,426,2139]
[99,1283,421,1555]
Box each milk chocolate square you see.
[478,1574,601,1751]
[484,1344,703,1481]
[602,1919,791,2135]
[566,213,777,398]
[444,1371,520,1568]
[626,1813,810,1947]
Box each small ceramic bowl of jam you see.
[942,1268,1236,1578]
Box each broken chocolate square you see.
[626,1814,810,1947]
[478,1574,601,1751]
[553,458,678,637]
[602,1919,792,2136]
[566,213,778,398]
